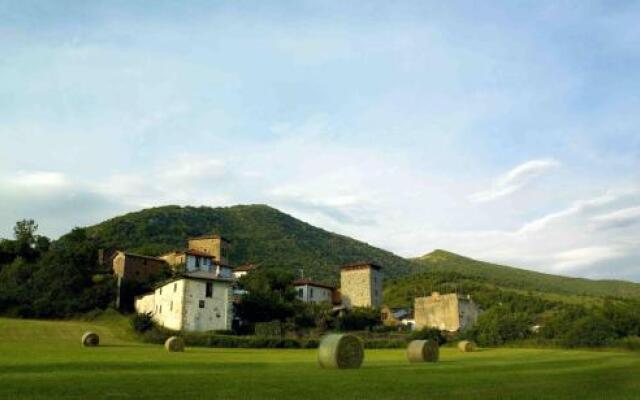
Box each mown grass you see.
[1,316,639,400]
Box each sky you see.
[1,1,639,281]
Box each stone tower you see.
[187,235,231,266]
[340,262,383,308]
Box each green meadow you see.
[1,316,639,400]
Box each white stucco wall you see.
[182,279,233,332]
[295,285,332,303]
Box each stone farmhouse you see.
[414,292,480,332]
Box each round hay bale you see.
[458,340,477,352]
[165,336,185,352]
[317,333,364,369]
[81,331,99,347]
[406,340,439,363]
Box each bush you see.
[337,307,381,331]
[131,312,156,333]
[363,339,406,349]
[409,327,446,346]
[467,307,532,346]
[561,315,617,348]
[613,336,640,351]
[255,321,282,337]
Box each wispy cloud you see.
[469,159,561,203]
[592,206,640,230]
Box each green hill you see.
[82,204,411,282]
[402,249,640,299]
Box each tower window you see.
[205,282,213,298]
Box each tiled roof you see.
[120,251,166,263]
[292,279,335,290]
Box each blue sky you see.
[1,1,639,280]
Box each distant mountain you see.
[81,204,411,282]
[407,249,640,299]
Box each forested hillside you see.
[83,204,411,282]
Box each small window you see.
[206,282,213,298]
[173,283,177,293]
[170,301,173,311]
[310,288,314,298]
[199,300,205,309]
[159,305,162,313]
[195,257,200,268]
[159,287,162,295]
[298,288,303,298]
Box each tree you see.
[234,270,297,325]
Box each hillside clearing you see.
[1,317,639,399]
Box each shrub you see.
[337,307,381,331]
[613,336,640,351]
[561,315,617,348]
[409,327,446,346]
[255,321,282,337]
[131,312,156,333]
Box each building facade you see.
[112,251,167,282]
[187,235,231,266]
[292,279,335,304]
[339,262,383,308]
[414,292,480,332]
[135,273,234,332]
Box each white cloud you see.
[592,206,640,230]
[469,159,561,203]
[553,245,626,272]
[7,171,70,189]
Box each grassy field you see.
[1,315,639,400]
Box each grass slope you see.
[411,250,640,299]
[1,317,639,399]
[82,204,411,282]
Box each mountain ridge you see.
[68,204,640,298]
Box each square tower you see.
[339,262,383,308]
[187,235,231,266]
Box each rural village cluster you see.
[107,234,480,334]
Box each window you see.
[170,301,173,311]
[159,305,162,313]
[195,257,200,268]
[206,282,213,298]
[199,300,205,309]
[159,287,162,295]
[173,283,177,293]
[298,288,303,298]
[310,287,314,298]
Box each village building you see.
[112,251,167,282]
[292,279,335,304]
[233,264,258,279]
[339,261,383,309]
[135,272,234,331]
[381,305,413,328]
[414,292,480,332]
[160,249,233,279]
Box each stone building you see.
[339,261,383,308]
[135,272,234,331]
[112,251,167,283]
[187,235,231,266]
[414,292,480,332]
[292,279,335,304]
[160,249,233,279]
